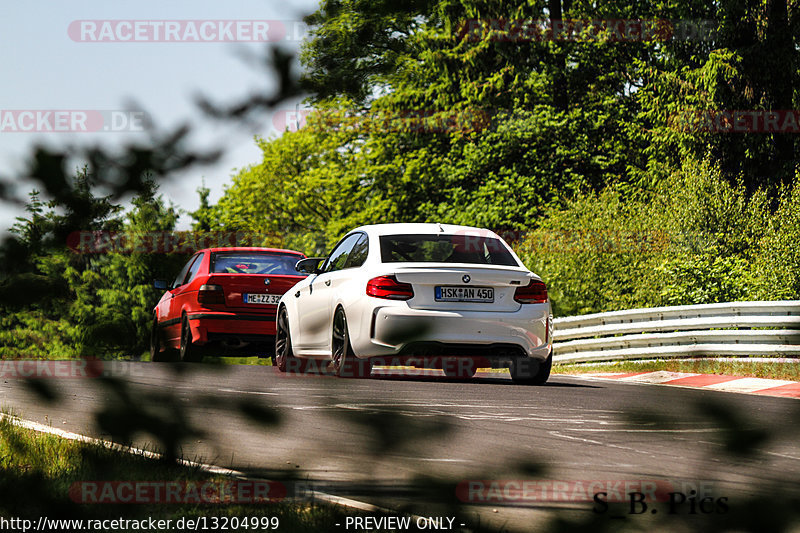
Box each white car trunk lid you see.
[392,266,531,312]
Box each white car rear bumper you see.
[358,303,552,361]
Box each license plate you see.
[243,293,281,304]
[435,286,494,303]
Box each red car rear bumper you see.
[186,311,277,344]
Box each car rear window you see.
[210,252,303,275]
[379,234,519,266]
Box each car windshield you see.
[210,252,302,275]
[379,234,519,266]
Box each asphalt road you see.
[1,361,799,531]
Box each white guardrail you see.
[552,301,800,364]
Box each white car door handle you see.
[324,280,331,286]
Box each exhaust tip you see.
[221,338,248,348]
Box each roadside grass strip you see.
[0,412,414,531]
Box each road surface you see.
[1,361,798,531]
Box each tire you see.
[275,307,302,372]
[331,307,371,378]
[442,358,477,379]
[179,316,203,363]
[150,315,177,362]
[510,350,552,385]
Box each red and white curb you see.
[570,371,800,399]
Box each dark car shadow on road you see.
[370,373,600,388]
[276,366,600,388]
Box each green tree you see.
[69,177,185,357]
[190,181,216,233]
[635,0,799,192]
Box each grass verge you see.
[0,414,371,531]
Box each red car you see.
[150,247,306,362]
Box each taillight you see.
[366,276,414,301]
[198,284,225,305]
[514,279,547,304]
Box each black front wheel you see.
[331,307,371,378]
[275,307,302,372]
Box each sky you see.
[1,0,319,234]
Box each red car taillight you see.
[366,276,414,301]
[198,284,225,305]
[514,279,548,304]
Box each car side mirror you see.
[295,257,325,274]
[153,279,171,290]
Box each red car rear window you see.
[210,252,302,275]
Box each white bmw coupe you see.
[275,223,553,384]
